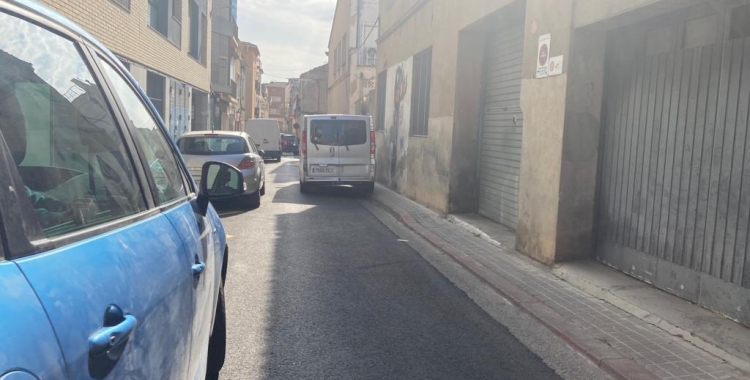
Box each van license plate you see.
[311,166,336,174]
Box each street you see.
[215,157,605,380]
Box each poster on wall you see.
[536,33,551,78]
[383,56,413,191]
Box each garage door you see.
[597,2,750,322]
[478,12,524,229]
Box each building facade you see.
[300,64,329,116]
[375,0,750,326]
[327,0,379,115]
[240,42,263,120]
[40,0,212,138]
[210,0,242,131]
[266,82,289,131]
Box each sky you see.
[237,0,337,83]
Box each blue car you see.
[0,1,243,379]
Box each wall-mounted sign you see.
[536,34,551,78]
[549,55,564,76]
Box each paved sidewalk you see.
[369,185,749,380]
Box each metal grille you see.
[598,5,750,289]
[477,17,524,230]
[410,48,432,136]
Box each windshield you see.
[177,136,247,155]
[310,120,367,146]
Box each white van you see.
[245,119,282,161]
[299,115,375,194]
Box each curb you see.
[449,212,750,375]
[552,266,750,375]
[446,215,506,249]
[377,206,660,380]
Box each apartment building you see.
[39,0,212,138]
[266,81,289,131]
[327,0,378,114]
[240,42,264,120]
[299,64,328,116]
[210,0,242,131]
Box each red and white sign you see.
[536,34,551,78]
[549,55,564,76]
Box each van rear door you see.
[307,118,340,178]
[338,118,370,178]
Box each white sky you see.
[237,0,337,82]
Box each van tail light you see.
[370,131,376,155]
[238,157,255,169]
[301,131,307,154]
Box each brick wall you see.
[39,0,211,91]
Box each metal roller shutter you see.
[598,1,750,322]
[478,16,524,229]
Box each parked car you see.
[178,131,266,209]
[0,1,240,379]
[245,118,282,161]
[282,133,300,155]
[299,115,376,194]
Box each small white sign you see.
[548,55,564,76]
[536,34,551,78]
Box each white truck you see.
[245,119,283,162]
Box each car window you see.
[177,136,248,155]
[0,12,145,238]
[341,121,367,146]
[310,121,339,146]
[310,120,368,146]
[98,59,187,205]
[248,138,259,153]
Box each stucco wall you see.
[39,0,211,91]
[377,0,518,212]
[328,0,351,114]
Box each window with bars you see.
[376,71,387,131]
[410,48,432,136]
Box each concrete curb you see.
[446,212,750,375]
[445,215,506,249]
[552,266,750,374]
[382,208,660,380]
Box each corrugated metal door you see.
[478,13,524,229]
[598,2,750,321]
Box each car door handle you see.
[192,262,207,277]
[89,306,137,360]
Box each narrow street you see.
[215,157,608,380]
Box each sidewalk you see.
[369,185,750,380]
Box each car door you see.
[337,117,371,179]
[307,118,340,178]
[0,12,194,380]
[96,57,221,380]
[248,136,265,183]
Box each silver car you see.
[178,131,266,209]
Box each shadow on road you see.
[255,187,561,380]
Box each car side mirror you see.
[259,149,266,156]
[197,161,246,215]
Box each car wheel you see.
[260,181,266,196]
[205,281,226,380]
[300,182,311,194]
[243,190,261,210]
[360,182,375,195]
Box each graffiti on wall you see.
[383,57,412,191]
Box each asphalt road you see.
[214,157,599,380]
